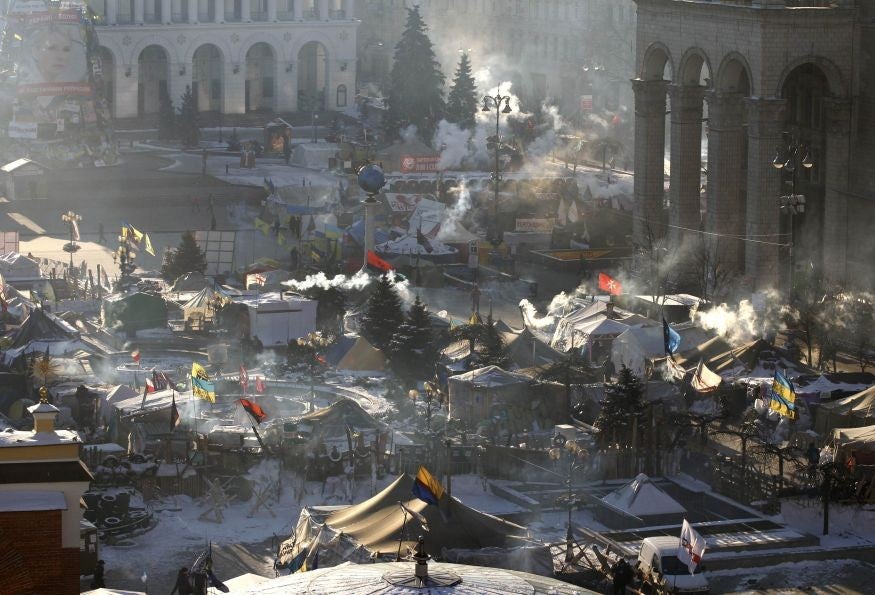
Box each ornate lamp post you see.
[481,92,513,247]
[60,210,81,272]
[772,133,813,291]
[550,437,588,566]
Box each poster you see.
[400,155,440,173]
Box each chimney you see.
[28,387,60,433]
[605,301,614,318]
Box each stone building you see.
[65,0,358,118]
[632,0,873,291]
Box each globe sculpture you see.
[357,164,386,202]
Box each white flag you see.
[677,519,706,574]
[568,199,580,223]
[557,198,568,226]
[690,359,722,393]
[71,218,80,241]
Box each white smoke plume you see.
[436,178,472,241]
[518,298,555,331]
[400,124,419,144]
[282,270,413,306]
[694,292,790,344]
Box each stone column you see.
[267,0,277,21]
[107,0,117,24]
[161,0,171,22]
[668,84,705,250]
[343,0,353,18]
[134,0,145,24]
[241,0,250,21]
[188,0,197,22]
[294,0,303,20]
[744,98,785,290]
[632,78,668,250]
[822,97,851,285]
[705,91,746,277]
[215,0,224,22]
[318,0,328,19]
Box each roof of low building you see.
[0,490,66,512]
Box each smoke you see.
[434,120,474,170]
[400,124,419,144]
[436,179,473,241]
[694,291,790,344]
[283,271,373,293]
[518,298,555,331]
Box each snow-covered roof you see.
[450,366,529,387]
[601,473,687,516]
[375,233,458,256]
[0,490,66,512]
[0,427,81,448]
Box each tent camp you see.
[0,252,40,283]
[816,386,875,434]
[10,307,79,348]
[278,474,530,570]
[611,327,665,377]
[181,287,228,328]
[597,473,687,529]
[832,425,875,452]
[505,327,565,369]
[170,271,212,292]
[101,292,168,333]
[336,336,386,375]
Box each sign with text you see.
[515,218,556,233]
[385,193,437,212]
[400,155,440,173]
[580,94,594,111]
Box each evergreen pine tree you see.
[594,365,646,446]
[479,313,511,369]
[158,87,176,141]
[385,5,445,141]
[360,274,404,352]
[389,295,437,383]
[304,286,347,332]
[161,230,208,281]
[445,52,478,129]
[178,85,200,148]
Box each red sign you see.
[580,94,593,111]
[400,155,440,173]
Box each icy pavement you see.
[707,559,874,594]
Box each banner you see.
[515,218,556,232]
[385,193,434,212]
[400,155,440,173]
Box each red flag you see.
[240,365,249,393]
[598,272,622,296]
[239,398,267,423]
[367,250,394,272]
[255,377,266,393]
[131,348,141,363]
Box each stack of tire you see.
[83,491,151,536]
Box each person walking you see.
[170,567,193,595]
[90,560,105,589]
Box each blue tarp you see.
[346,219,390,247]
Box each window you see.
[336,84,347,107]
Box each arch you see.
[640,42,673,82]
[127,36,177,66]
[297,40,328,111]
[192,43,224,112]
[288,32,338,64]
[716,52,753,95]
[245,41,275,112]
[236,33,282,64]
[182,36,231,64]
[677,47,713,88]
[137,45,169,116]
[777,55,846,98]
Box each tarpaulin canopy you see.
[10,307,78,348]
[336,336,387,374]
[832,425,875,451]
[816,385,875,434]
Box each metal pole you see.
[493,102,500,245]
[565,453,574,564]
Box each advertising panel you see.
[400,155,440,173]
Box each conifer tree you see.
[360,274,404,352]
[389,295,437,383]
[158,87,176,141]
[478,313,511,369]
[178,85,200,148]
[384,5,445,141]
[161,230,207,281]
[445,52,478,129]
[594,365,646,446]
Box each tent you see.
[0,252,40,282]
[597,473,687,529]
[505,327,565,369]
[336,336,386,375]
[832,425,875,452]
[278,474,529,569]
[551,314,631,352]
[10,307,78,348]
[816,386,875,434]
[170,271,212,292]
[181,287,227,326]
[611,327,665,377]
[101,292,168,332]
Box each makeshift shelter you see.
[377,138,439,173]
[101,292,168,333]
[505,328,565,369]
[170,271,211,292]
[336,336,387,375]
[10,307,79,349]
[239,292,317,347]
[551,314,632,353]
[597,473,687,529]
[816,386,875,434]
[0,252,41,282]
[447,366,564,434]
[611,327,666,377]
[832,425,875,453]
[181,286,227,329]
[278,474,529,570]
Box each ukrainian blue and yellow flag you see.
[768,370,797,420]
[191,362,216,403]
[412,466,445,506]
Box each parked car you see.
[637,536,709,593]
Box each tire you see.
[102,456,119,468]
[99,495,117,509]
[129,454,146,464]
[102,516,121,527]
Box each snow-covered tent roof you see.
[832,425,875,451]
[505,328,565,369]
[611,327,665,377]
[297,398,387,432]
[336,336,386,374]
[375,234,458,256]
[816,385,875,434]
[551,315,630,351]
[449,365,530,388]
[10,308,79,348]
[0,252,41,280]
[601,473,687,516]
[170,271,211,292]
[181,286,225,311]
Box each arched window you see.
[336,84,347,108]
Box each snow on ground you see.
[707,559,874,594]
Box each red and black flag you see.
[170,393,181,431]
[239,399,267,423]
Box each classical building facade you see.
[86,0,358,117]
[633,0,873,291]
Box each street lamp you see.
[550,438,588,566]
[60,210,81,272]
[771,134,813,290]
[481,92,513,247]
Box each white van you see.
[637,536,709,594]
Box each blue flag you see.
[663,318,681,355]
[768,370,797,420]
